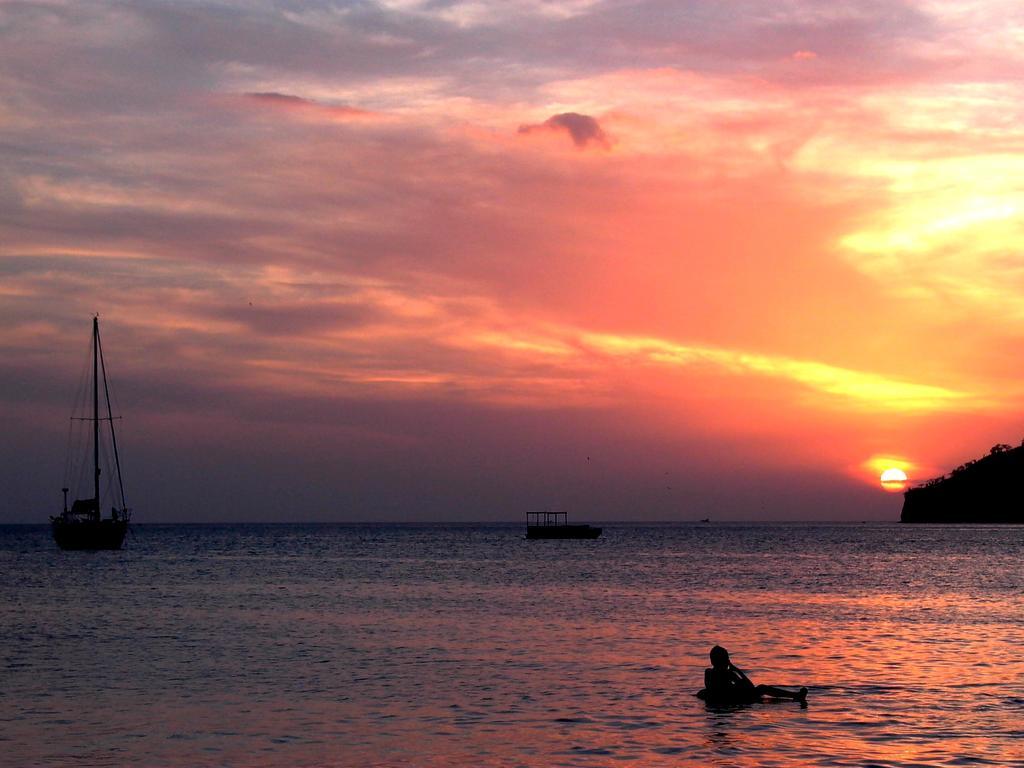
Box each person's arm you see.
[730,664,754,687]
[704,669,713,689]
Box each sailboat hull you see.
[51,517,128,550]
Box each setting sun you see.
[880,468,909,492]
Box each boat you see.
[51,317,131,550]
[901,442,1024,523]
[526,510,602,539]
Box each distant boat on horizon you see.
[525,510,602,539]
[51,316,131,550]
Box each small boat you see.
[526,510,601,539]
[51,317,131,550]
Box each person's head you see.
[710,645,730,669]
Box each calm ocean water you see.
[1,523,1023,767]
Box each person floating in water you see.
[698,645,807,704]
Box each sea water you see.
[1,523,1022,767]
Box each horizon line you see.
[3,518,908,526]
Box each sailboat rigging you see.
[51,316,131,550]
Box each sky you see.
[3,0,1024,523]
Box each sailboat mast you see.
[98,327,126,513]
[93,315,100,520]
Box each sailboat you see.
[51,316,131,550]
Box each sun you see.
[879,467,908,492]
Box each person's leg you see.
[755,685,807,701]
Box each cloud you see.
[241,91,373,120]
[518,112,610,149]
[245,92,316,106]
[579,332,977,413]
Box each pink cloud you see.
[240,91,375,121]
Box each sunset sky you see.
[3,0,1024,522]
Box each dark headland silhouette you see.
[902,441,1024,523]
